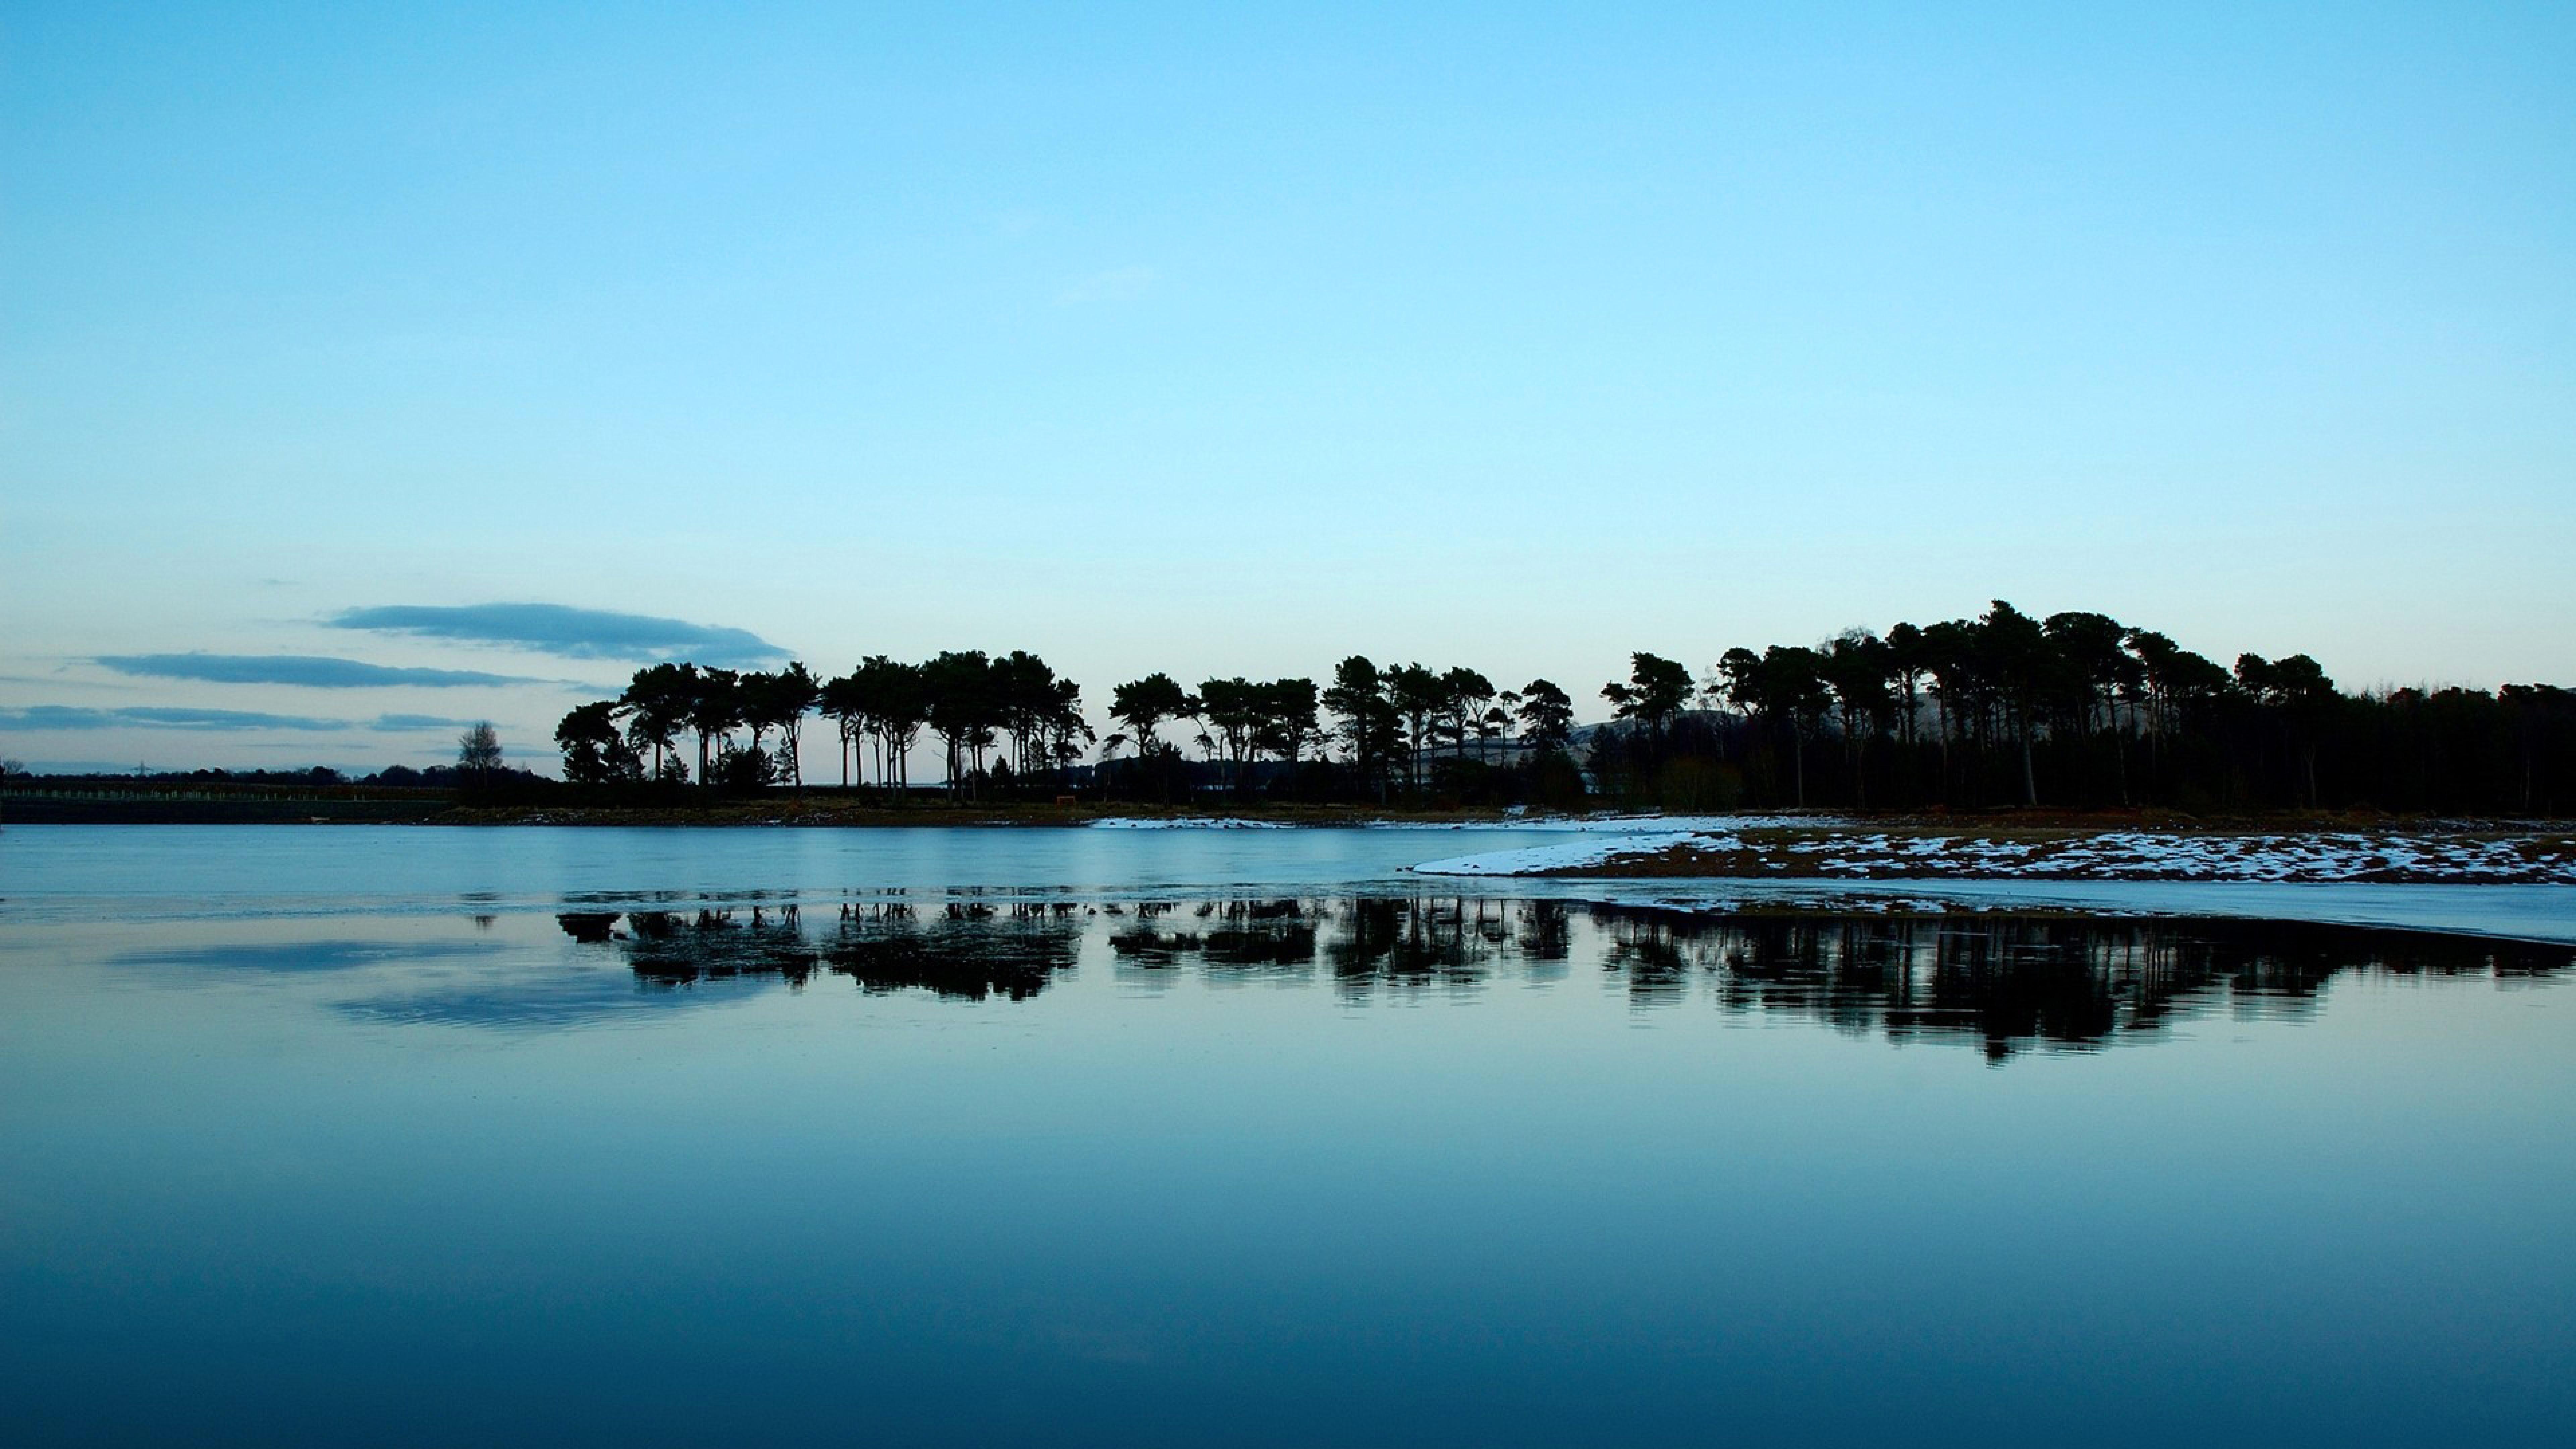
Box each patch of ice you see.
[1412,831,1711,876]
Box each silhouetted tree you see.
[457,721,504,781]
[1763,646,1833,807]
[1198,677,1268,793]
[1260,677,1321,786]
[991,650,1075,786]
[1386,663,1445,792]
[1514,679,1575,753]
[685,665,742,786]
[2237,651,2338,806]
[1037,675,1092,790]
[1819,631,1890,807]
[1324,657,1398,802]
[818,669,864,788]
[1978,601,2049,806]
[922,650,999,796]
[555,701,640,785]
[750,661,822,790]
[1110,672,1193,801]
[1601,652,1693,741]
[1885,622,1926,749]
[856,656,929,793]
[1439,666,1497,763]
[619,663,694,783]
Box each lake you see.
[3,825,2572,1446]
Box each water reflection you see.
[543,895,2572,1057]
[117,938,504,974]
[1108,899,1320,983]
[824,902,1082,1001]
[565,901,1083,1002]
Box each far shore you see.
[0,793,1520,828]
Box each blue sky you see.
[4,2,2570,773]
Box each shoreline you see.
[7,789,2567,834]
[6,796,2570,890]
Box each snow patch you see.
[1413,826,2576,884]
[1088,817,1292,830]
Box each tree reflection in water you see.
[558,897,2570,1056]
[559,901,1082,1001]
[1110,899,1319,984]
[825,901,1082,1001]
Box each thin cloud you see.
[125,707,346,731]
[0,706,148,732]
[97,653,544,689]
[0,705,346,732]
[330,603,786,665]
[369,713,481,732]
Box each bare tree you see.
[457,721,504,777]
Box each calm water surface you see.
[3,826,2572,1446]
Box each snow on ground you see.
[1786,831,2574,882]
[1088,812,1844,835]
[1413,827,2576,884]
[1088,817,1292,830]
[1370,813,1847,834]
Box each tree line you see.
[1588,600,2573,815]
[552,601,2575,815]
[555,652,1088,796]
[553,651,1590,805]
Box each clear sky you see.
[5,2,2571,774]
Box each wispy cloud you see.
[0,705,345,732]
[0,705,522,737]
[329,603,786,666]
[369,713,480,732]
[1057,264,1157,306]
[96,653,544,689]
